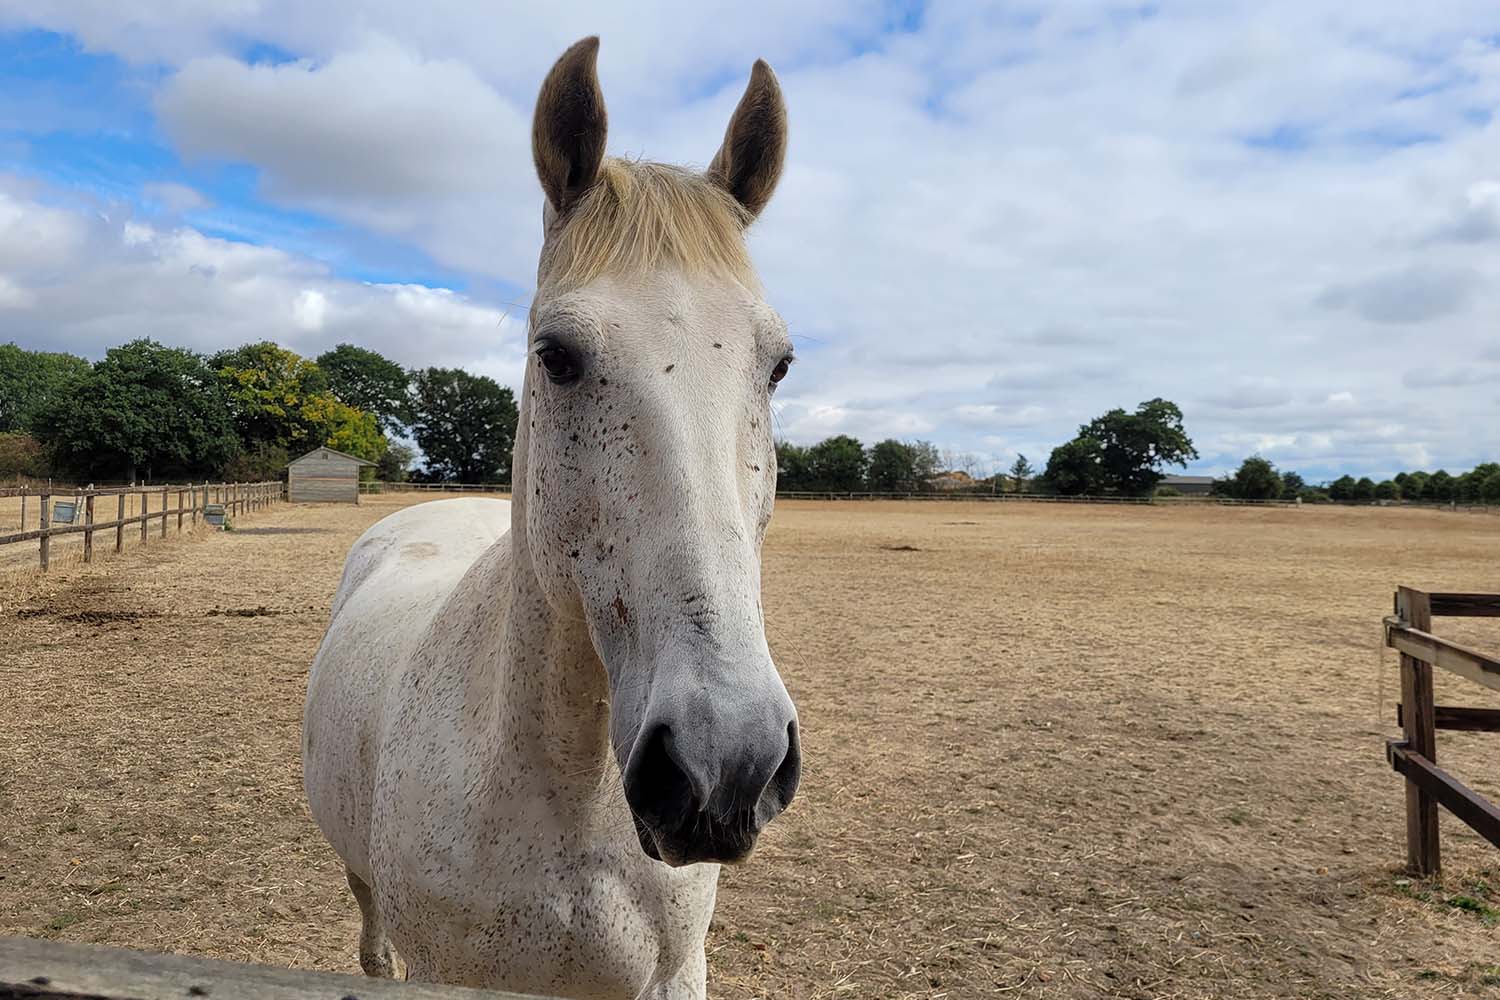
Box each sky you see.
[0,2,1497,482]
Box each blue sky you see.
[0,2,1497,481]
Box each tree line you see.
[1211,454,1500,504]
[0,340,518,484]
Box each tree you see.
[1280,470,1305,500]
[377,442,416,483]
[211,342,332,452]
[911,441,941,490]
[0,344,90,433]
[409,367,518,483]
[1374,479,1399,501]
[1353,476,1376,502]
[1403,471,1429,500]
[1328,475,1356,501]
[37,339,238,481]
[1426,470,1455,502]
[806,435,867,492]
[1483,469,1500,504]
[317,344,412,435]
[0,432,49,479]
[1044,436,1105,495]
[866,439,920,492]
[775,441,811,492]
[1226,455,1282,500]
[1008,454,1034,493]
[1061,398,1197,496]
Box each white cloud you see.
[0,3,1498,479]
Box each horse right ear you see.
[532,37,608,216]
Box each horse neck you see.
[484,416,616,789]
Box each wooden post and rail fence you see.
[1384,586,1500,876]
[0,482,283,571]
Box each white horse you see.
[302,37,800,999]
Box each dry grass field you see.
[3,494,1499,999]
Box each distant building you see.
[287,446,376,504]
[1159,474,1215,496]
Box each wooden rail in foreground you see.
[0,482,283,571]
[1384,587,1500,875]
[0,937,546,1000]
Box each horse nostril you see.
[769,720,802,811]
[625,724,700,829]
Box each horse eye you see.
[769,356,792,387]
[537,345,578,384]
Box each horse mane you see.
[540,158,758,293]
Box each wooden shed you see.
[287,446,375,504]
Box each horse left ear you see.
[708,60,787,221]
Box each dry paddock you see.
[2,495,1499,999]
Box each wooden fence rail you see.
[1383,587,1500,875]
[0,936,546,1000]
[0,482,283,571]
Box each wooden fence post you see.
[160,486,168,537]
[39,493,50,571]
[83,494,95,563]
[177,489,184,531]
[115,492,125,552]
[1398,586,1440,876]
[139,489,148,545]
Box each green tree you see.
[1426,470,1455,502]
[377,442,416,483]
[806,435,867,492]
[775,441,811,492]
[1483,469,1500,504]
[1280,470,1306,499]
[1044,436,1106,495]
[211,342,332,452]
[911,441,940,491]
[1227,455,1282,500]
[1403,471,1429,500]
[37,339,238,481]
[1353,476,1376,502]
[1059,398,1197,496]
[1328,475,1356,501]
[0,344,90,433]
[1374,479,1399,501]
[316,344,412,435]
[1008,454,1034,493]
[409,367,518,483]
[866,439,920,492]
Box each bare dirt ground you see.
[3,495,1500,999]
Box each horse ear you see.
[708,60,787,220]
[532,36,608,216]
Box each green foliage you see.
[775,441,812,491]
[1426,470,1455,502]
[211,342,332,452]
[1044,436,1105,495]
[1224,455,1283,500]
[866,439,922,492]
[1154,484,1182,497]
[221,442,290,482]
[37,339,239,481]
[378,442,416,483]
[1483,469,1500,504]
[1298,488,1331,503]
[1008,454,1034,493]
[911,441,940,489]
[302,394,384,463]
[806,435,867,492]
[1328,475,1356,501]
[409,367,517,483]
[316,344,412,434]
[1082,398,1198,496]
[1353,476,1376,502]
[1279,471,1305,499]
[1374,479,1399,501]
[0,344,90,433]
[1044,398,1195,496]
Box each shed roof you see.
[288,446,377,468]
